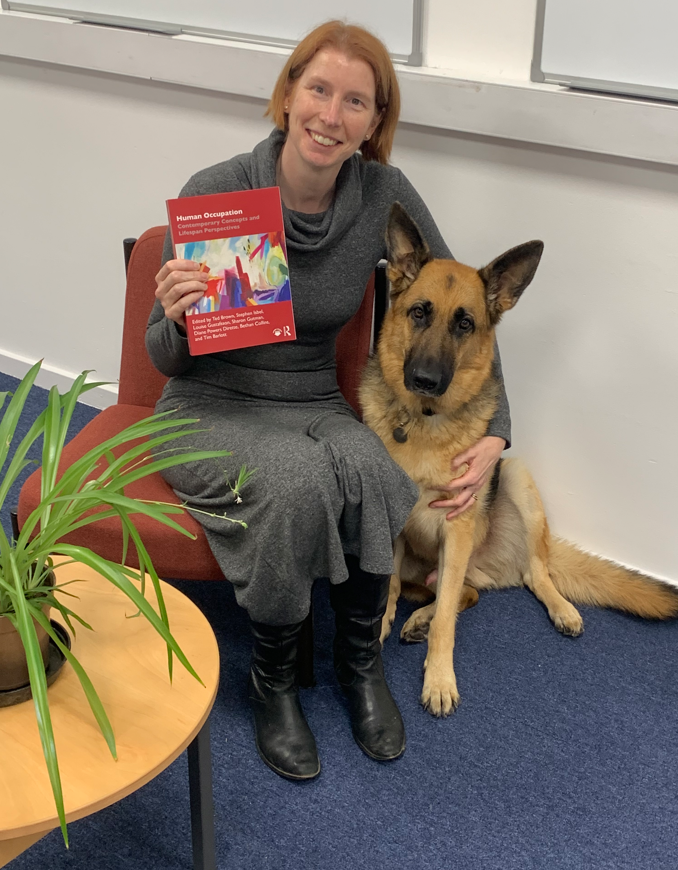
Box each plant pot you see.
[0,572,53,692]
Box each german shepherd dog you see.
[360,203,678,718]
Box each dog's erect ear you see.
[385,203,432,295]
[479,240,544,325]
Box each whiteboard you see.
[532,0,678,103]
[3,0,423,64]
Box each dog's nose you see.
[412,369,441,394]
[404,353,454,397]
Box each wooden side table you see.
[0,562,220,869]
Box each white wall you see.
[1,0,676,582]
[0,58,273,396]
[393,127,678,581]
[425,0,538,80]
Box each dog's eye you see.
[452,307,474,334]
[409,301,432,327]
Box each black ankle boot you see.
[248,619,320,781]
[330,557,405,761]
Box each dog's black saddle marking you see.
[487,458,503,506]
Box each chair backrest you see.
[117,225,377,415]
[118,226,170,407]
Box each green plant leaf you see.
[26,491,195,552]
[0,360,41,474]
[0,369,109,515]
[50,545,204,686]
[20,415,227,537]
[8,552,69,847]
[54,372,96,464]
[33,609,117,760]
[38,386,65,531]
[82,427,217,486]
[101,449,230,490]
[0,366,236,849]
[0,405,57,514]
[48,597,93,634]
[120,516,130,567]
[117,514,174,680]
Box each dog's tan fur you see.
[360,204,678,717]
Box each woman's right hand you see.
[154,259,208,332]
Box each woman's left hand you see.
[428,435,506,520]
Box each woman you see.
[146,21,510,781]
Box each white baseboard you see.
[0,349,118,409]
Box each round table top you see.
[0,561,220,840]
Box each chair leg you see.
[297,604,315,689]
[187,719,217,870]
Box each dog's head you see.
[380,203,543,408]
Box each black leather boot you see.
[248,619,320,781]
[330,557,405,761]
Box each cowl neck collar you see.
[233,128,364,253]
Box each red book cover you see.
[166,187,296,355]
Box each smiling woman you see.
[277,48,384,211]
[145,19,512,784]
[267,19,401,167]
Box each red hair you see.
[266,20,401,165]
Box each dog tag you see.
[393,427,408,443]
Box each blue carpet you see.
[3,371,678,870]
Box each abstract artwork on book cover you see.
[167,187,296,355]
[176,232,290,314]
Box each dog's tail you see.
[547,538,678,619]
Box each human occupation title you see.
[176,209,243,220]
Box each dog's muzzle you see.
[403,356,453,398]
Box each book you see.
[166,187,296,355]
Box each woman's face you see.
[284,48,382,177]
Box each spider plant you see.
[0,361,241,846]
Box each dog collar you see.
[393,407,412,443]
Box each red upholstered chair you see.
[17,226,386,683]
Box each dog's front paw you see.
[421,668,460,717]
[552,602,584,637]
[400,608,433,643]
[379,592,400,644]
[379,614,395,645]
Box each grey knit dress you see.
[146,129,511,625]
